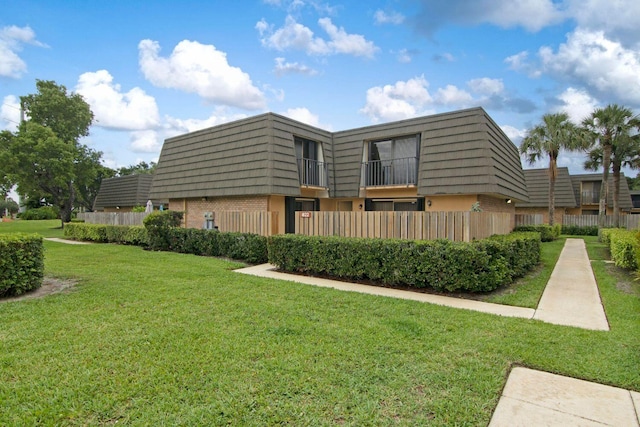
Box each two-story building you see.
[149,107,528,233]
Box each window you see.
[363,135,419,186]
[367,198,422,211]
[581,182,601,204]
[295,136,327,187]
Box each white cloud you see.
[566,0,640,45]
[164,108,247,135]
[280,107,330,129]
[75,70,160,131]
[1,95,21,131]
[138,39,266,110]
[468,77,504,96]
[0,25,47,78]
[553,87,600,124]
[539,29,640,105]
[414,0,563,35]
[396,49,412,63]
[360,76,433,122]
[274,57,318,76]
[434,85,474,106]
[501,125,527,144]
[129,130,162,153]
[374,10,405,25]
[258,16,378,58]
[504,51,541,78]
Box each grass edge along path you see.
[0,221,638,425]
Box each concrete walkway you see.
[533,238,609,331]
[44,237,91,245]
[235,238,635,425]
[236,238,609,331]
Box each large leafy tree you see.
[6,80,102,226]
[582,104,640,227]
[0,131,16,198]
[74,146,116,212]
[520,112,581,226]
[116,160,156,176]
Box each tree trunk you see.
[612,162,621,228]
[599,143,612,228]
[59,181,75,228]
[548,157,557,226]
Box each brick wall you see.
[477,195,516,214]
[170,196,269,228]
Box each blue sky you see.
[2,0,639,175]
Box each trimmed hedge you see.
[513,224,560,242]
[603,228,640,270]
[268,232,541,293]
[561,225,599,236]
[143,211,185,251]
[163,228,268,264]
[64,223,149,245]
[0,233,44,296]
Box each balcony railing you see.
[297,158,328,187]
[361,157,418,187]
[581,191,601,204]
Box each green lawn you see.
[1,221,639,425]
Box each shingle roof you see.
[93,174,158,210]
[515,167,577,208]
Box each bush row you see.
[64,223,149,245]
[0,233,44,297]
[513,224,560,242]
[63,213,268,264]
[599,228,640,270]
[268,232,540,293]
[561,225,599,236]
[19,206,59,220]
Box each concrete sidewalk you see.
[235,238,632,425]
[489,367,640,426]
[44,237,91,245]
[236,238,609,330]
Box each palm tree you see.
[582,104,640,227]
[520,112,580,226]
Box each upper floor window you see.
[294,136,327,187]
[362,135,420,186]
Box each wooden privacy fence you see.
[214,211,278,236]
[515,214,543,227]
[78,212,149,226]
[295,211,513,242]
[562,214,640,229]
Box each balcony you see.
[361,157,418,187]
[581,191,601,204]
[297,158,328,188]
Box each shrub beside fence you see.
[268,232,540,293]
[599,228,640,270]
[0,233,44,296]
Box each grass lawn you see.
[1,221,639,425]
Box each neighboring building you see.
[569,174,632,215]
[93,174,161,212]
[149,107,528,233]
[515,169,633,221]
[515,167,577,224]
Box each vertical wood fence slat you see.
[294,211,514,241]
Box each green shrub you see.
[143,211,184,251]
[166,228,268,264]
[607,229,640,269]
[132,205,146,213]
[268,232,541,293]
[513,224,559,242]
[19,206,59,220]
[64,223,148,246]
[599,228,615,245]
[0,233,44,296]
[561,225,599,236]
